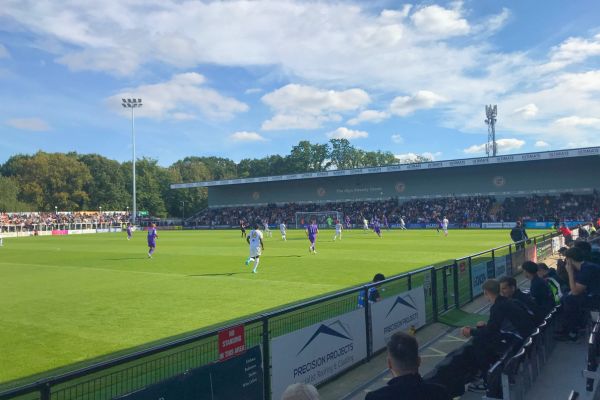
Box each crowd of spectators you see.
[0,211,129,230]
[188,193,599,227]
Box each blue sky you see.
[0,0,599,166]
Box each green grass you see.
[0,228,548,387]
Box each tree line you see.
[0,139,430,217]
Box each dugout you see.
[171,147,600,208]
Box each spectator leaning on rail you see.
[365,331,451,400]
[461,279,535,393]
[510,221,528,250]
[555,247,600,342]
[521,261,555,318]
[559,224,573,246]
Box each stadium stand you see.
[186,193,600,228]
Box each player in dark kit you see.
[240,220,247,238]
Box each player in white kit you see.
[263,220,272,238]
[279,222,287,241]
[362,217,369,233]
[245,224,265,273]
[399,217,407,230]
[442,217,449,237]
[333,220,343,241]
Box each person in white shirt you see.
[333,220,343,241]
[280,222,287,241]
[363,217,369,233]
[442,217,449,237]
[263,220,272,238]
[400,217,407,230]
[245,224,265,273]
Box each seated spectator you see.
[461,279,535,392]
[521,261,555,317]
[365,331,450,400]
[537,263,563,304]
[499,276,541,322]
[556,247,600,341]
[282,383,319,400]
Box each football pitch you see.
[0,228,547,387]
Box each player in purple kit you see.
[345,215,351,229]
[126,223,133,240]
[306,219,319,254]
[383,215,389,231]
[147,223,158,258]
[373,219,382,238]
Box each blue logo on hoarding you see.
[385,294,417,318]
[297,321,352,355]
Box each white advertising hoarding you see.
[371,286,427,352]
[270,309,367,400]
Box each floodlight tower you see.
[485,105,498,157]
[121,98,143,224]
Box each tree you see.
[165,158,211,217]
[0,176,31,212]
[2,152,92,210]
[121,158,169,218]
[193,156,238,180]
[328,139,356,170]
[78,154,129,210]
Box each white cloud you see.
[107,73,248,120]
[391,134,404,144]
[390,90,446,116]
[261,84,370,130]
[464,138,525,154]
[326,127,368,140]
[348,110,390,125]
[244,88,263,95]
[1,1,599,148]
[394,151,441,162]
[410,4,470,38]
[230,131,267,142]
[540,33,600,72]
[513,103,538,119]
[6,117,50,131]
[554,116,600,128]
[534,140,549,148]
[0,44,9,58]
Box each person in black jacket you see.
[461,279,535,392]
[521,261,555,318]
[499,276,542,323]
[510,221,528,250]
[365,332,450,400]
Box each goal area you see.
[295,211,342,229]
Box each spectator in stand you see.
[498,276,542,323]
[555,247,600,342]
[365,331,450,400]
[510,221,528,250]
[461,279,535,393]
[281,383,319,400]
[559,224,573,246]
[574,240,600,265]
[358,273,385,307]
[521,261,555,318]
[537,263,563,304]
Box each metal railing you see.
[0,231,562,400]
